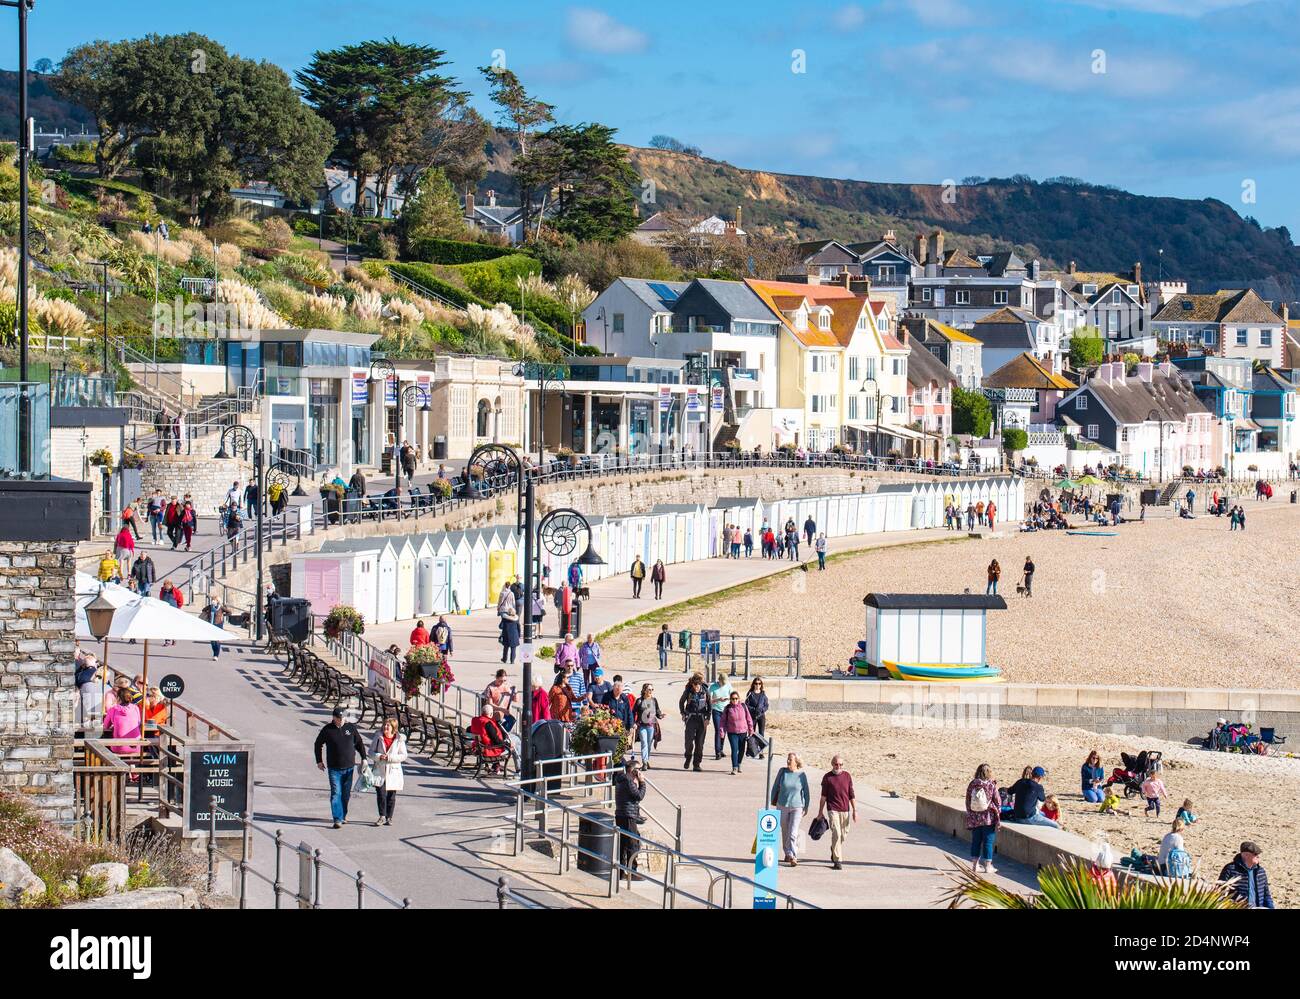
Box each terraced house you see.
[900,316,984,389]
[1051,263,1152,353]
[1151,288,1286,368]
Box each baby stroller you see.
[1105,750,1162,798]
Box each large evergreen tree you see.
[543,124,639,243]
[478,66,553,239]
[298,39,487,216]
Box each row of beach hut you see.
[289,477,1024,627]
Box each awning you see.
[846,422,930,442]
[1231,419,1262,433]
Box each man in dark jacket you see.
[313,707,367,828]
[613,758,647,878]
[803,516,816,545]
[678,673,711,772]
[130,551,155,595]
[1218,841,1275,908]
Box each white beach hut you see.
[447,531,473,614]
[468,530,490,609]
[374,540,399,624]
[394,537,417,622]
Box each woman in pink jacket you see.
[721,690,755,775]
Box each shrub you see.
[1001,427,1028,454]
[260,216,293,250]
[538,645,556,660]
[405,237,512,265]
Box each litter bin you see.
[1291,490,1296,504]
[270,597,312,643]
[576,811,614,876]
[1140,488,1159,506]
[433,435,447,460]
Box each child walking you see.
[1141,764,1167,818]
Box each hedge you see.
[405,237,513,265]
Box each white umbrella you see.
[74,574,229,693]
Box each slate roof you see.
[621,277,690,312]
[1151,288,1283,325]
[690,279,784,324]
[985,251,1026,277]
[967,309,1038,350]
[942,248,984,269]
[1071,370,1209,425]
[902,316,982,346]
[982,352,1076,391]
[905,336,956,387]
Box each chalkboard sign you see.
[159,674,185,699]
[182,743,253,838]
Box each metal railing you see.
[505,761,817,910]
[204,802,411,909]
[388,268,466,313]
[664,634,801,680]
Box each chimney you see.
[724,220,737,236]
[735,205,742,229]
[913,233,926,265]
[884,228,896,243]
[1132,262,1142,285]
[1068,261,1076,275]
[928,230,944,269]
[1157,361,1174,378]
[1029,259,1040,280]
[464,190,475,216]
[487,189,496,207]
[849,276,872,295]
[838,271,852,289]
[1112,360,1126,385]
[1135,361,1154,383]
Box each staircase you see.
[388,267,466,314]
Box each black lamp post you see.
[215,425,265,640]
[399,382,430,495]
[860,375,882,460]
[89,260,110,374]
[369,355,398,495]
[4,0,33,472]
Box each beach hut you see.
[447,531,473,614]
[373,540,399,624]
[412,534,448,617]
[488,529,518,604]
[394,537,417,622]
[291,549,345,617]
[468,530,490,609]
[308,539,386,627]
[862,592,1007,673]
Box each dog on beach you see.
[1015,583,1026,596]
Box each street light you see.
[88,260,110,375]
[1147,408,1165,484]
[369,356,398,497]
[3,0,34,474]
[595,307,609,356]
[860,376,882,461]
[214,424,266,641]
[398,382,431,491]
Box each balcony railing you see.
[0,382,51,479]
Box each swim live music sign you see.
[182,743,254,837]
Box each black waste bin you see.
[576,811,614,876]
[1291,490,1297,504]
[433,435,448,460]
[1140,488,1159,506]
[270,597,312,643]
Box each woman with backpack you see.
[965,763,1002,874]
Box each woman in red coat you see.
[470,702,509,772]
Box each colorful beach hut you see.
[861,592,1007,677]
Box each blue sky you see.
[17,0,1300,237]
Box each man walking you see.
[130,550,155,596]
[678,673,711,772]
[314,707,367,828]
[146,489,165,544]
[815,533,828,570]
[1022,556,1036,598]
[803,514,816,546]
[708,672,732,761]
[656,624,673,671]
[630,555,646,598]
[1218,841,1275,909]
[817,755,856,870]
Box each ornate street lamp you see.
[214,424,266,640]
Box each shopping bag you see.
[354,763,378,793]
[746,734,766,758]
[808,815,829,841]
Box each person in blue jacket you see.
[1081,749,1106,803]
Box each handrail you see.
[388,268,466,313]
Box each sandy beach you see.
[602,499,1300,689]
[769,710,1300,906]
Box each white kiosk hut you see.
[860,592,1007,681]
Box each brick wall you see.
[140,456,253,518]
[0,542,78,822]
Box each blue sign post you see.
[754,808,781,909]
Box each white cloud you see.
[565,7,650,54]
[1062,0,1257,16]
[833,4,868,29]
[905,0,976,27]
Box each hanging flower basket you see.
[405,644,453,695]
[570,707,631,765]
[322,604,365,640]
[89,448,115,472]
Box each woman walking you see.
[965,763,1001,874]
[745,678,769,757]
[721,689,754,774]
[986,559,1001,595]
[635,683,663,768]
[651,559,666,600]
[498,585,520,664]
[369,717,407,826]
[770,753,811,866]
[114,522,135,579]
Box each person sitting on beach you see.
[1176,799,1198,826]
[1098,785,1124,815]
[1006,767,1058,828]
[1041,794,1062,827]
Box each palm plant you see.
[941,859,1245,910]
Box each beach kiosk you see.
[857,592,1007,682]
[299,538,385,627]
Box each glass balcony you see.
[51,371,117,408]
[0,382,51,479]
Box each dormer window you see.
[1127,285,1139,296]
[817,309,831,331]
[1181,300,1193,311]
[1082,283,1097,296]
